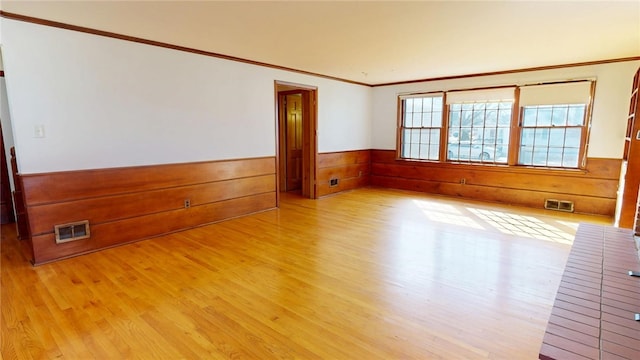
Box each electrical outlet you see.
[184,199,191,208]
[460,178,466,185]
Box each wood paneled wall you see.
[22,157,276,265]
[317,150,370,197]
[371,150,620,216]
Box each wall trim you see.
[0,11,369,87]
[2,10,638,88]
[373,57,640,87]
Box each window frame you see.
[445,99,515,165]
[395,81,595,171]
[517,104,588,168]
[396,92,446,161]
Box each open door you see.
[275,81,318,201]
[281,92,303,191]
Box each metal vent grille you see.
[55,220,91,244]
[544,199,574,213]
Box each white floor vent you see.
[55,220,91,244]
[544,199,575,212]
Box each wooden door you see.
[619,67,640,229]
[285,93,303,191]
[275,82,317,201]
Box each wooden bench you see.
[539,223,640,360]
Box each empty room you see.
[1,1,640,359]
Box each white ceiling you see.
[2,1,640,85]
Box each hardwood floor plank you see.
[2,187,613,359]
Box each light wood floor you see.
[1,187,612,359]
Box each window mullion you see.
[508,87,521,166]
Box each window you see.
[445,87,515,164]
[397,80,593,170]
[447,101,512,163]
[518,81,592,168]
[519,104,586,167]
[399,94,443,160]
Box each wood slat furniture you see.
[539,223,640,360]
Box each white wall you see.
[1,19,372,174]
[372,61,640,158]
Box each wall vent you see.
[329,178,339,187]
[544,199,574,213]
[54,220,90,244]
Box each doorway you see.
[275,81,318,201]
[0,122,15,224]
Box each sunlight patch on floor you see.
[413,199,485,229]
[411,198,576,244]
[468,208,575,244]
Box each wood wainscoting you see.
[317,150,370,197]
[22,157,276,265]
[371,150,620,216]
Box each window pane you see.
[547,147,563,167]
[432,111,443,127]
[413,98,422,113]
[419,144,430,159]
[404,112,413,127]
[470,128,482,143]
[429,144,440,159]
[532,148,548,166]
[498,109,511,126]
[567,105,585,126]
[562,148,579,167]
[537,106,552,126]
[420,129,430,143]
[549,128,566,147]
[410,129,421,142]
[523,108,537,126]
[423,98,432,112]
[519,147,533,165]
[410,143,419,158]
[565,128,581,147]
[402,143,411,158]
[521,129,534,146]
[402,128,411,144]
[486,109,498,123]
[433,96,443,110]
[412,112,422,127]
[421,112,431,128]
[405,98,414,113]
[534,128,549,146]
[461,109,472,125]
[449,111,460,127]
[430,129,441,145]
[551,106,568,126]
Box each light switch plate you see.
[34,124,45,138]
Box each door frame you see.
[274,81,318,205]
